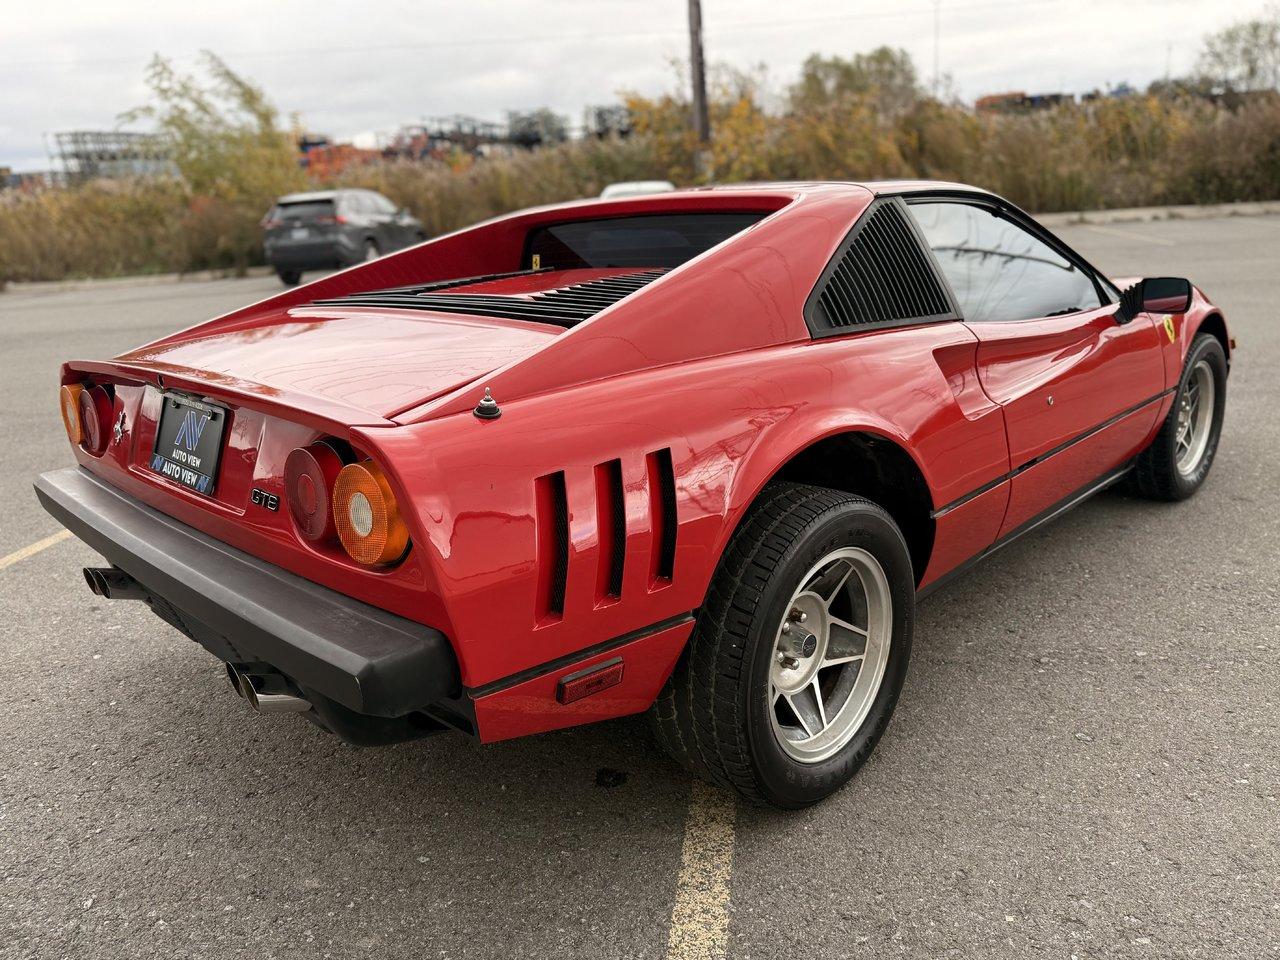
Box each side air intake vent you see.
[536,472,570,620]
[595,459,626,602]
[315,269,667,327]
[810,201,953,333]
[647,448,677,585]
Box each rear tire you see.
[1129,333,1227,500]
[363,240,380,262]
[276,269,302,286]
[650,482,915,808]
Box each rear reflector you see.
[284,441,344,542]
[59,384,84,445]
[556,657,625,705]
[78,385,113,456]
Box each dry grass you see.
[4,94,1280,284]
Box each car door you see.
[908,199,1166,539]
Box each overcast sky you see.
[0,0,1268,171]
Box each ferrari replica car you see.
[35,182,1231,807]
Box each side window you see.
[372,193,397,214]
[909,201,1102,322]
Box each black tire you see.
[1128,333,1227,500]
[650,482,915,808]
[276,268,302,286]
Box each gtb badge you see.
[250,488,280,511]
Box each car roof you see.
[275,189,382,204]
[679,179,990,197]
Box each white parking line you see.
[666,781,737,960]
[1083,223,1176,247]
[0,530,71,571]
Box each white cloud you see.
[0,0,1269,171]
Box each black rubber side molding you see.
[33,467,459,718]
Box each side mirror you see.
[1117,277,1192,324]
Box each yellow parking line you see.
[0,530,72,571]
[666,780,737,960]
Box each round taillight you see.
[332,461,409,566]
[78,385,113,456]
[284,441,344,542]
[59,384,84,445]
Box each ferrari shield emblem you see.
[1163,315,1176,342]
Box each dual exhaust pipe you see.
[83,566,311,716]
[225,663,312,715]
[83,566,146,601]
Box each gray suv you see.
[262,189,426,286]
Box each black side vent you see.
[647,448,677,584]
[314,269,667,327]
[595,459,626,602]
[811,201,952,332]
[536,472,570,620]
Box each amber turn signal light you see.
[332,461,409,566]
[59,384,84,445]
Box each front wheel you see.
[276,268,302,286]
[650,483,915,808]
[1129,333,1228,500]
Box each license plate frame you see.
[149,393,228,497]
[290,226,309,239]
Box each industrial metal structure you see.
[51,131,171,183]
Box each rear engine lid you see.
[114,308,562,420]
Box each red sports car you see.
[36,182,1231,807]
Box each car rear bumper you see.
[265,236,358,270]
[34,467,462,724]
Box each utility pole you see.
[688,0,710,144]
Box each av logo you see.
[174,410,211,452]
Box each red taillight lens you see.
[332,461,409,566]
[78,385,113,455]
[316,215,347,225]
[261,218,281,230]
[59,384,84,445]
[284,441,345,542]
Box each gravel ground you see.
[0,216,1276,959]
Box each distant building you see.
[52,130,172,183]
[583,105,632,139]
[975,91,1075,113]
[296,134,381,180]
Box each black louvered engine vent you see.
[314,269,667,327]
[812,202,952,331]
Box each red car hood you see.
[114,307,561,421]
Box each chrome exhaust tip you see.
[82,567,146,601]
[83,567,105,596]
[224,664,311,714]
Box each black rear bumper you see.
[34,468,461,724]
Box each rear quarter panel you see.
[357,320,1010,692]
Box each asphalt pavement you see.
[1,216,1277,959]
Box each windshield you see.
[272,200,336,222]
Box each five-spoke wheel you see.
[768,548,893,763]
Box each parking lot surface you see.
[2,217,1277,959]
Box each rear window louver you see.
[314,269,667,327]
[811,201,952,332]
